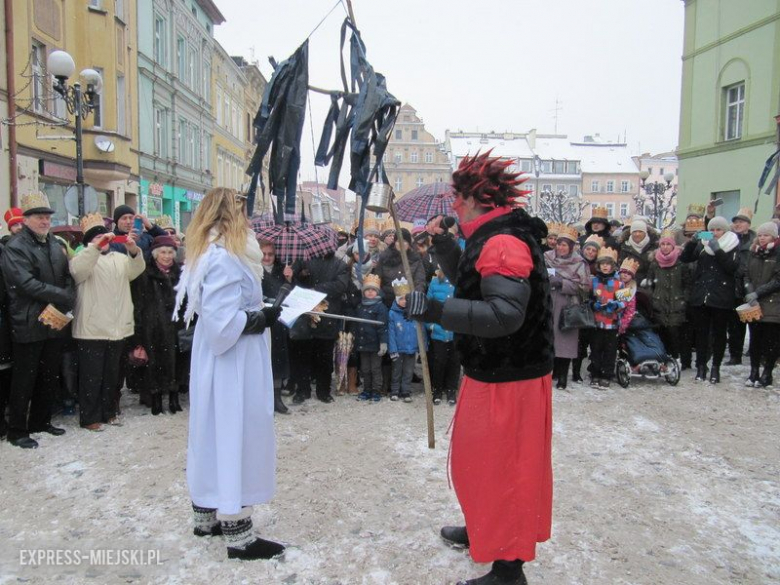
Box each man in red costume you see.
[406,151,554,585]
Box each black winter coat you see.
[350,300,389,353]
[0,242,13,364]
[618,231,659,289]
[0,226,75,343]
[646,259,692,327]
[128,261,182,394]
[373,247,426,308]
[294,254,349,340]
[680,239,740,310]
[738,245,780,324]
[262,263,291,380]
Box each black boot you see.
[556,358,569,390]
[457,560,527,585]
[709,364,721,384]
[274,385,290,415]
[172,391,183,412]
[746,366,761,387]
[571,358,583,383]
[695,365,708,382]
[220,509,285,560]
[168,392,179,414]
[151,393,163,415]
[441,525,469,548]
[551,358,560,381]
[759,361,775,387]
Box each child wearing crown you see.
[589,247,626,389]
[353,274,389,402]
[388,278,422,402]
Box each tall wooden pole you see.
[346,0,436,449]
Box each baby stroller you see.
[615,313,680,387]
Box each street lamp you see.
[48,50,103,217]
[639,170,676,229]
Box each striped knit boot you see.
[192,503,222,537]
[219,507,285,561]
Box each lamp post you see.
[639,170,676,229]
[47,50,103,218]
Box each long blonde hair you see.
[185,187,248,265]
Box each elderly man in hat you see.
[0,192,75,449]
[724,207,757,365]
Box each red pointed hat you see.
[4,208,24,228]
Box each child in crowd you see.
[589,247,625,389]
[616,258,640,335]
[427,267,459,405]
[388,278,422,402]
[353,274,389,402]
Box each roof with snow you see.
[448,134,534,159]
[572,143,639,174]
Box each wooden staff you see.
[346,0,435,449]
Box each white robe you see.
[186,244,275,515]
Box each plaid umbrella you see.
[394,182,455,223]
[254,223,338,264]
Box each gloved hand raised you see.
[405,291,444,324]
[707,237,721,252]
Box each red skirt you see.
[450,374,553,563]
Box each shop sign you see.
[40,160,77,182]
[147,196,163,217]
[149,183,164,197]
[173,201,181,231]
[186,190,204,202]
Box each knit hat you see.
[630,219,648,234]
[582,234,604,251]
[113,204,135,225]
[381,228,396,240]
[4,208,23,229]
[708,216,730,231]
[349,239,370,256]
[757,221,779,238]
[82,225,109,246]
[151,235,177,251]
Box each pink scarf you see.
[156,261,172,274]
[655,247,681,269]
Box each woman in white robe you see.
[177,188,284,561]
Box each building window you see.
[411,130,418,141]
[115,0,124,20]
[620,180,629,193]
[31,41,46,114]
[591,180,599,192]
[154,108,167,157]
[605,203,615,217]
[154,17,166,66]
[203,61,211,102]
[541,161,552,173]
[569,185,578,197]
[606,180,614,193]
[88,0,101,8]
[620,203,629,218]
[217,154,223,184]
[416,177,424,188]
[177,37,186,81]
[647,167,653,175]
[189,48,198,91]
[394,151,402,163]
[92,67,104,127]
[178,118,187,163]
[659,167,664,176]
[411,151,418,163]
[566,161,578,174]
[189,123,196,167]
[394,177,402,192]
[553,161,565,174]
[203,135,212,171]
[395,129,402,140]
[590,203,599,215]
[216,88,222,125]
[724,82,745,141]
[425,152,433,163]
[521,160,532,173]
[116,75,126,135]
[542,184,552,192]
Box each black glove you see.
[707,237,720,252]
[242,306,282,335]
[405,291,444,324]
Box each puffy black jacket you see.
[0,226,75,342]
[738,245,780,324]
[294,254,349,340]
[680,239,739,310]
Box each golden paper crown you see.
[392,277,411,296]
[363,274,381,291]
[591,207,609,220]
[557,225,579,243]
[363,218,381,235]
[546,222,560,236]
[155,214,174,230]
[20,191,53,215]
[620,257,641,274]
[79,213,105,234]
[596,247,619,263]
[685,217,705,233]
[583,234,604,249]
[660,228,677,240]
[686,203,706,218]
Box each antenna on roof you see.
[550,96,563,134]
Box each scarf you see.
[655,247,681,268]
[628,234,650,255]
[703,231,739,256]
[750,238,780,259]
[544,249,589,283]
[460,206,512,239]
[156,261,172,274]
[174,228,263,326]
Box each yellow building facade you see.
[11,0,139,225]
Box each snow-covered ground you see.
[1,364,779,585]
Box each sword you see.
[265,298,384,326]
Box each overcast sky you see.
[215,0,685,183]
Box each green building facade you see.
[677,0,780,223]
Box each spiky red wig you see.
[451,150,530,208]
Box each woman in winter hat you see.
[680,216,740,383]
[544,225,591,389]
[618,218,658,295]
[738,221,780,387]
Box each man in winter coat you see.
[725,207,757,365]
[290,252,349,404]
[110,204,168,259]
[578,207,616,249]
[0,193,75,449]
[407,151,553,585]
